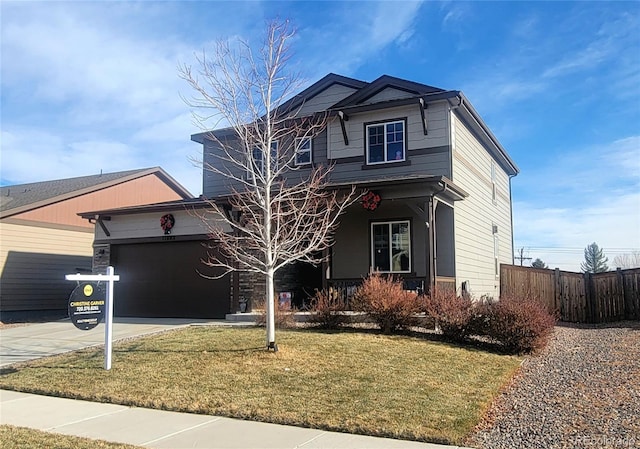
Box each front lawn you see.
[0,327,521,445]
[0,425,142,449]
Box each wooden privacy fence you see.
[500,265,640,323]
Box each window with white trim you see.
[371,220,411,273]
[366,120,405,164]
[295,137,312,166]
[249,141,278,177]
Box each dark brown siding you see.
[111,241,231,318]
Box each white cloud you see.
[441,4,467,28]
[132,113,199,143]
[1,128,139,183]
[514,192,640,271]
[368,1,424,48]
[541,40,612,80]
[1,2,192,128]
[0,125,203,195]
[296,1,426,79]
[516,136,640,202]
[513,136,640,271]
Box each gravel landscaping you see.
[467,321,640,449]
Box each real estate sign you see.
[68,282,106,330]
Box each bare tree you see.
[612,251,640,269]
[179,20,357,351]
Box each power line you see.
[514,247,532,266]
[519,247,640,254]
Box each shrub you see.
[353,273,420,334]
[308,288,349,329]
[256,300,297,329]
[423,290,477,342]
[484,295,556,353]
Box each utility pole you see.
[514,247,532,266]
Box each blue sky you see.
[1,1,639,270]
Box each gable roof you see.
[278,73,367,115]
[330,74,445,109]
[189,73,518,176]
[0,167,193,219]
[191,73,367,144]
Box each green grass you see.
[0,327,522,445]
[0,425,142,449]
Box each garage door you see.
[110,241,231,319]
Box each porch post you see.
[427,196,436,294]
[322,247,330,291]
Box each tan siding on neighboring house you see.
[15,174,184,228]
[451,112,513,299]
[0,221,93,312]
[327,101,449,159]
[294,84,358,117]
[93,208,229,242]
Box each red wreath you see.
[160,214,175,234]
[361,191,381,211]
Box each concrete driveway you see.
[0,317,220,368]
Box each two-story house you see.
[81,74,518,319]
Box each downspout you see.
[509,174,516,265]
[445,95,462,291]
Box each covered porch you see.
[324,175,467,298]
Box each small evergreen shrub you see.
[484,295,556,353]
[353,273,420,334]
[308,288,349,329]
[423,290,476,342]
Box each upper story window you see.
[295,137,312,166]
[371,220,411,273]
[366,120,405,165]
[249,141,278,177]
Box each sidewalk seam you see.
[140,417,222,446]
[47,406,129,431]
[295,431,328,448]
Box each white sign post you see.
[66,266,120,370]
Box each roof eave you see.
[457,93,520,176]
[78,197,207,219]
[327,175,468,200]
[1,167,193,219]
[329,90,460,117]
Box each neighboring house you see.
[82,73,518,319]
[0,167,192,319]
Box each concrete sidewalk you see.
[1,390,469,449]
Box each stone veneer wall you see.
[238,263,304,311]
[92,244,111,274]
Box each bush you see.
[423,290,477,342]
[353,273,420,334]
[256,300,297,329]
[484,295,556,353]
[308,288,349,329]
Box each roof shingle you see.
[0,167,191,217]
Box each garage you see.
[110,240,231,319]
